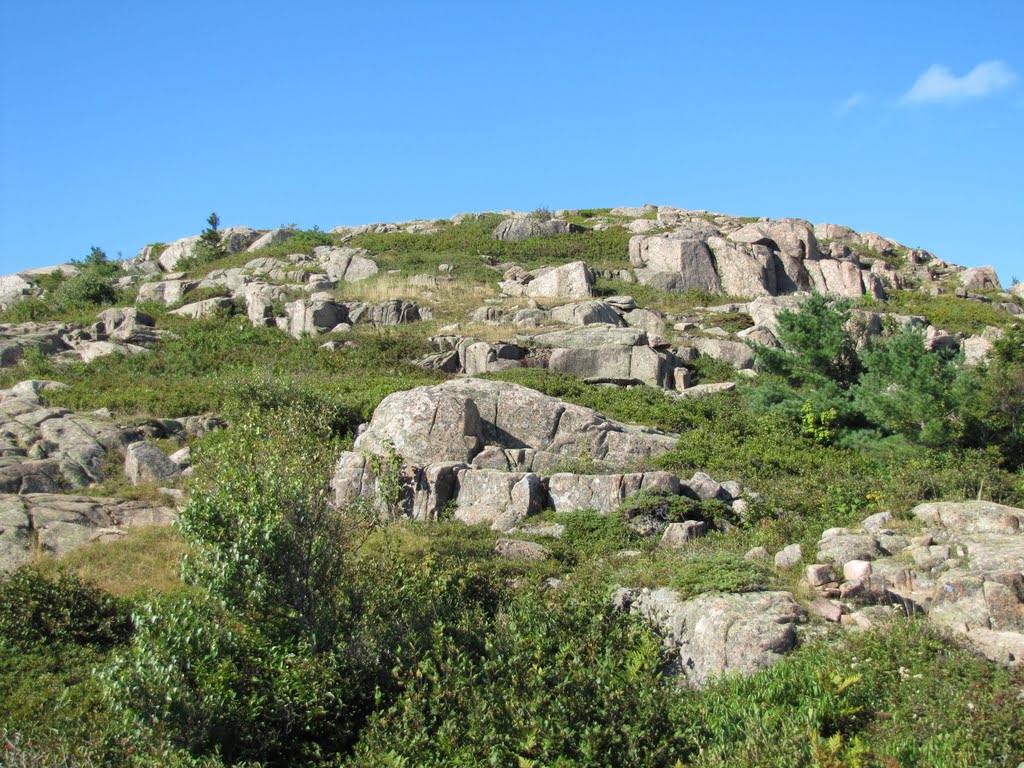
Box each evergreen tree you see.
[852,330,967,447]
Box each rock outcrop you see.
[798,500,1024,668]
[332,379,690,529]
[630,216,889,299]
[613,587,806,687]
[492,218,584,242]
[499,261,594,299]
[0,493,176,572]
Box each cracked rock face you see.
[334,379,697,531]
[1,383,141,491]
[614,588,806,687]
[802,501,1024,668]
[354,378,675,469]
[0,493,176,572]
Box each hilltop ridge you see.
[0,203,1022,766]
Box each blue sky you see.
[2,2,1022,285]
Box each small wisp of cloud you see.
[836,91,865,118]
[901,60,1017,105]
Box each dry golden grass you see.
[37,525,187,596]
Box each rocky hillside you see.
[1,206,1022,766]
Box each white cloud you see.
[836,91,865,117]
[901,60,1017,105]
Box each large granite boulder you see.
[282,297,347,338]
[548,300,624,327]
[0,322,71,367]
[354,386,484,464]
[452,470,545,530]
[0,274,33,309]
[169,297,234,319]
[630,236,720,293]
[158,236,201,271]
[136,279,199,305]
[246,228,295,253]
[547,471,679,514]
[92,307,161,345]
[500,261,594,299]
[354,379,675,469]
[912,501,1023,535]
[218,226,260,254]
[314,246,379,282]
[124,441,182,485]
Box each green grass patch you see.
[872,290,1018,335]
[36,526,187,596]
[350,214,635,273]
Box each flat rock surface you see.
[0,492,177,572]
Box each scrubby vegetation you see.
[2,219,1023,767]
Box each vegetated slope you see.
[0,205,1022,767]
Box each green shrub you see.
[0,568,131,651]
[672,621,1024,767]
[102,590,353,766]
[878,290,1017,334]
[179,402,352,647]
[617,489,735,530]
[349,583,679,767]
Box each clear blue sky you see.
[2,2,1022,284]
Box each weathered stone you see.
[246,228,295,253]
[860,511,894,532]
[158,236,201,271]
[691,337,755,369]
[501,261,594,298]
[0,459,63,494]
[912,501,1023,535]
[0,275,33,309]
[549,300,623,327]
[660,520,707,547]
[454,471,544,531]
[1,493,176,572]
[137,279,199,305]
[314,246,379,282]
[354,388,483,464]
[775,544,803,568]
[282,298,345,338]
[616,588,805,687]
[72,341,149,363]
[492,218,583,242]
[93,307,159,345]
[169,297,234,319]
[243,283,287,327]
[959,266,1002,292]
[806,564,836,587]
[532,325,646,350]
[817,534,883,566]
[810,598,846,622]
[672,382,736,399]
[218,226,260,253]
[345,299,429,326]
[745,546,770,561]
[706,236,777,297]
[686,472,727,501]
[547,472,679,514]
[630,237,720,292]
[622,308,664,334]
[494,538,550,560]
[124,442,182,485]
[844,560,873,581]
